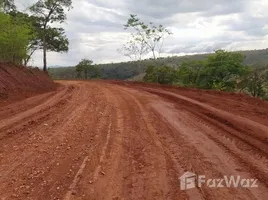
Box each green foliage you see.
[143,65,156,82]
[177,60,205,87]
[0,12,33,64]
[50,49,268,88]
[11,10,69,65]
[75,59,100,79]
[45,27,69,52]
[30,0,72,71]
[142,50,268,99]
[202,50,249,90]
[8,11,38,65]
[238,66,268,98]
[49,60,147,80]
[143,65,177,84]
[175,50,250,91]
[144,50,250,91]
[98,61,146,80]
[30,0,72,23]
[48,66,76,79]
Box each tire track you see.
[1,80,268,200]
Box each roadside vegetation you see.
[75,59,101,80]
[0,2,267,99]
[144,50,268,99]
[49,14,268,100]
[0,0,72,71]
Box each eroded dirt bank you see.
[0,63,56,106]
[0,80,267,200]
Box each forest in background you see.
[1,1,267,100]
[48,48,268,99]
[48,48,268,80]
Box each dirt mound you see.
[0,63,56,104]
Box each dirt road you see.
[0,80,268,200]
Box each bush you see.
[238,66,268,98]
[143,65,177,84]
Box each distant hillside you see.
[240,49,268,65]
[48,48,268,80]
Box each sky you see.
[17,0,268,67]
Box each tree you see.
[143,65,157,82]
[7,10,69,66]
[123,14,172,62]
[0,12,33,64]
[8,11,38,66]
[30,0,72,71]
[143,65,177,84]
[177,60,205,86]
[203,50,249,90]
[118,37,149,69]
[26,25,69,66]
[76,59,101,80]
[0,1,35,64]
[239,66,268,98]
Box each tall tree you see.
[30,0,72,71]
[8,11,69,66]
[123,14,172,62]
[118,34,149,69]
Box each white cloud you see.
[16,0,268,67]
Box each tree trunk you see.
[25,48,37,67]
[24,56,30,66]
[43,34,47,72]
[152,49,156,61]
[84,68,87,80]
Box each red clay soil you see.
[0,63,56,106]
[0,80,268,200]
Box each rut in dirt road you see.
[0,80,268,200]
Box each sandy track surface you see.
[0,81,268,200]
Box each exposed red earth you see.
[0,78,268,200]
[0,63,56,107]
